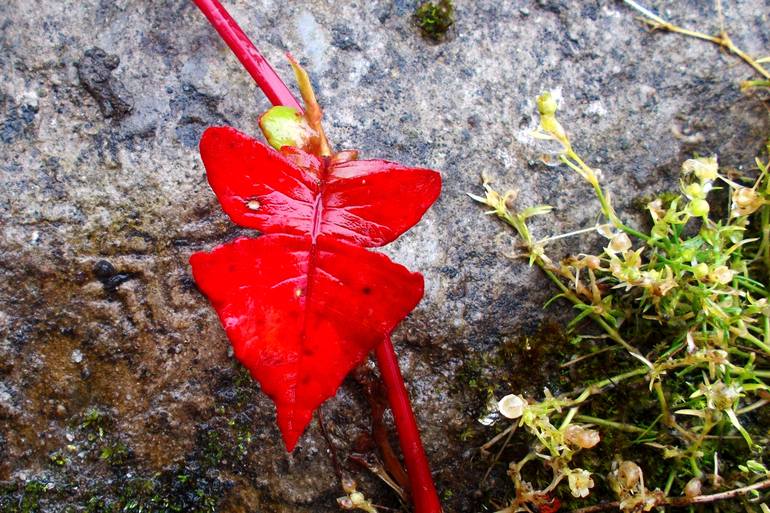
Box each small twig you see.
[349,454,408,503]
[352,365,410,492]
[481,422,517,485]
[622,0,770,81]
[560,346,615,368]
[568,478,770,513]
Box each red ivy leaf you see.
[190,127,441,450]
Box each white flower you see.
[567,468,595,498]
[497,394,527,419]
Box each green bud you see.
[258,106,317,151]
[688,198,710,217]
[537,92,558,116]
[683,182,704,199]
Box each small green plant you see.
[99,441,130,466]
[414,0,454,42]
[472,93,770,511]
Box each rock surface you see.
[0,0,767,511]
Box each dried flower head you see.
[682,156,718,182]
[732,186,764,217]
[564,425,601,449]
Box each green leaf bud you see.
[258,105,319,151]
[688,198,710,217]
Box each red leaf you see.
[191,234,423,449]
[191,125,441,449]
[199,126,441,247]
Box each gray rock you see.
[0,0,767,511]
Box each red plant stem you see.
[375,336,442,513]
[191,0,303,111]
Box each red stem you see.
[192,1,441,510]
[375,337,442,513]
[191,0,303,111]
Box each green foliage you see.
[0,481,47,513]
[414,0,454,42]
[472,94,770,511]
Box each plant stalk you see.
[376,337,442,513]
[192,0,303,110]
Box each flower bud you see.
[693,262,709,280]
[688,198,710,217]
[567,468,595,498]
[608,233,632,253]
[684,477,702,498]
[337,497,354,509]
[564,425,601,449]
[537,92,558,116]
[732,187,763,217]
[341,477,356,494]
[706,381,740,410]
[617,461,642,490]
[498,394,526,419]
[258,105,319,152]
[683,182,704,199]
[582,255,601,270]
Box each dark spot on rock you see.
[170,84,227,148]
[362,286,372,295]
[439,266,458,278]
[179,275,197,292]
[331,25,361,51]
[76,47,133,120]
[1,95,37,144]
[535,0,569,15]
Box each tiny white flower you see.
[567,468,595,498]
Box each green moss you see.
[414,0,454,42]
[99,441,130,466]
[0,481,47,513]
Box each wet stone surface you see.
[0,0,768,511]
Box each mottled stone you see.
[0,0,768,511]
